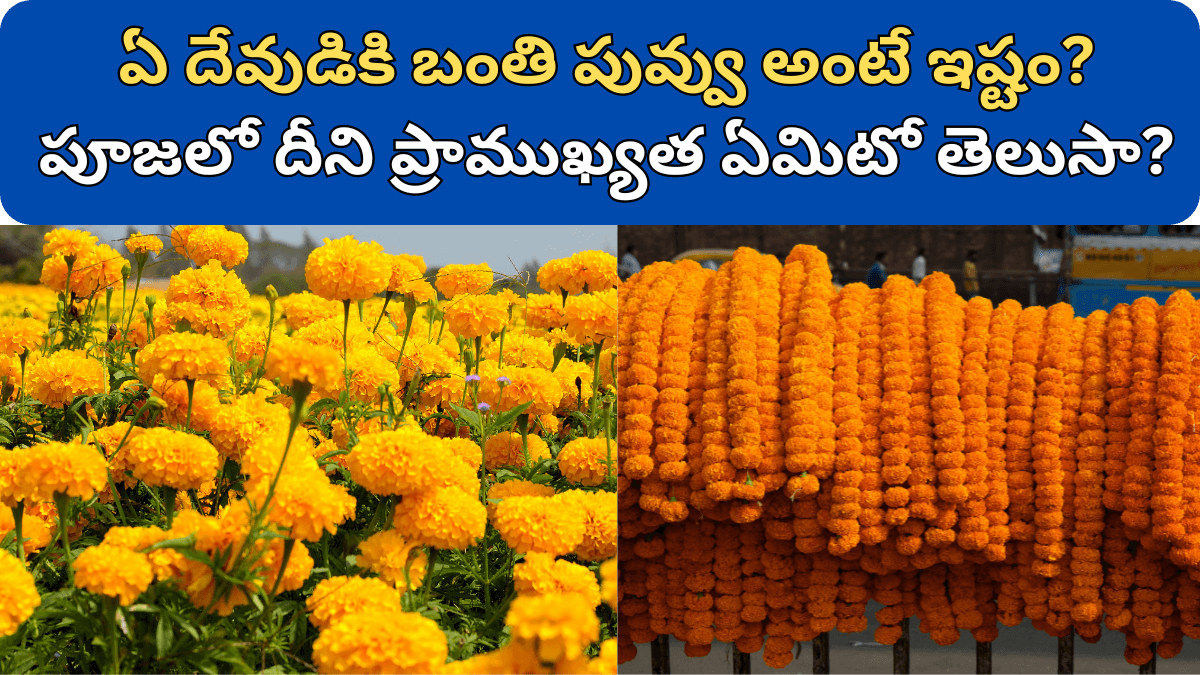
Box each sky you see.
[83,225,615,274]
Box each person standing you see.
[912,247,927,282]
[866,251,887,289]
[963,249,980,299]
[619,244,641,280]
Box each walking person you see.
[866,252,887,290]
[963,249,980,299]
[912,247,926,282]
[619,244,642,280]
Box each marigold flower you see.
[73,543,153,606]
[348,428,448,496]
[0,549,40,637]
[444,294,508,339]
[124,231,163,256]
[506,592,600,663]
[442,437,482,470]
[492,494,585,556]
[40,244,126,297]
[0,507,52,555]
[305,235,392,302]
[16,440,107,502]
[312,608,448,674]
[514,551,601,607]
[524,293,567,330]
[392,487,487,550]
[436,263,494,298]
[564,289,617,345]
[280,291,343,331]
[0,317,44,356]
[483,333,553,369]
[25,348,104,407]
[208,393,290,461]
[123,428,220,491]
[487,479,555,519]
[335,346,396,405]
[137,332,230,383]
[558,437,613,486]
[248,468,356,542]
[164,260,251,337]
[307,575,403,630]
[181,226,248,268]
[357,529,427,592]
[264,336,343,392]
[233,325,268,364]
[44,227,98,257]
[600,558,617,608]
[538,252,618,296]
[484,432,551,470]
[556,489,618,561]
[242,432,324,486]
[477,365,564,416]
[388,257,436,302]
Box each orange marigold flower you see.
[26,349,104,407]
[164,259,251,337]
[312,608,447,675]
[40,244,126,297]
[357,528,427,592]
[293,316,377,353]
[280,291,342,331]
[443,294,508,339]
[487,479,555,519]
[247,469,356,542]
[483,333,553,369]
[0,550,41,637]
[555,489,617,561]
[557,437,612,486]
[392,487,487,550]
[305,235,391,302]
[241,433,323,487]
[264,336,342,391]
[123,428,220,491]
[137,332,230,383]
[435,263,494,298]
[477,365,564,417]
[181,226,248,268]
[0,317,45,356]
[335,346,396,405]
[124,231,163,256]
[564,289,617,345]
[15,440,107,502]
[207,393,290,462]
[307,575,402,630]
[394,253,427,274]
[506,592,599,663]
[0,507,52,555]
[72,543,153,606]
[232,325,268,364]
[514,551,601,607]
[43,227,98,257]
[600,558,616,608]
[524,293,567,330]
[442,437,482,471]
[347,428,446,496]
[388,257,436,302]
[483,431,551,470]
[538,251,618,296]
[492,494,585,556]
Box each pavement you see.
[622,601,1200,674]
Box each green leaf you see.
[156,614,173,658]
[487,401,534,433]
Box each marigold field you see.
[617,245,1200,668]
[0,226,618,674]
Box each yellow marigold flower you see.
[538,251,618,296]
[25,349,104,407]
[484,432,551,471]
[393,253,426,274]
[123,428,219,491]
[164,260,251,337]
[242,433,323,487]
[102,525,168,552]
[524,293,566,330]
[389,257,436,302]
[598,346,615,387]
[248,469,356,542]
[305,235,391,302]
[312,608,448,674]
[208,393,290,461]
[555,490,617,561]
[483,333,553,369]
[40,244,126,297]
[552,360,596,411]
[505,592,599,664]
[233,325,268,364]
[0,316,44,356]
[418,364,466,411]
[280,291,342,331]
[0,550,40,637]
[293,316,377,353]
[307,575,401,630]
[563,289,617,346]
[182,226,248,268]
[535,414,560,436]
[169,225,205,254]
[138,332,229,383]
[396,340,457,383]
[479,365,563,417]
[514,551,601,607]
[357,528,427,592]
[347,428,447,496]
[443,294,508,339]
[336,347,396,405]
[392,487,486,550]
[43,227,98,257]
[443,437,482,470]
[330,415,389,449]
[557,437,612,487]
[73,543,153,606]
[264,336,342,392]
[157,377,225,430]
[124,231,163,256]
[599,558,616,608]
[435,263,494,298]
[262,535,315,593]
[486,479,555,519]
[16,440,107,502]
[492,494,585,556]
[0,507,52,555]
[0,353,18,385]
[89,421,138,459]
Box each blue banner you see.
[0,0,1196,224]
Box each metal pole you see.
[893,618,910,675]
[814,632,830,674]
[1057,628,1074,674]
[976,640,992,674]
[651,635,670,674]
[1139,646,1157,674]
[733,648,751,674]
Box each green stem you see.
[342,300,352,390]
[123,262,143,338]
[424,547,438,609]
[11,502,24,565]
[496,327,507,369]
[250,294,277,395]
[261,380,312,518]
[162,487,177,528]
[107,473,128,527]
[106,597,121,674]
[589,339,604,434]
[373,291,394,333]
[184,378,196,430]
[269,538,296,597]
[481,538,491,611]
[53,492,74,586]
[473,336,482,376]
[18,350,27,402]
